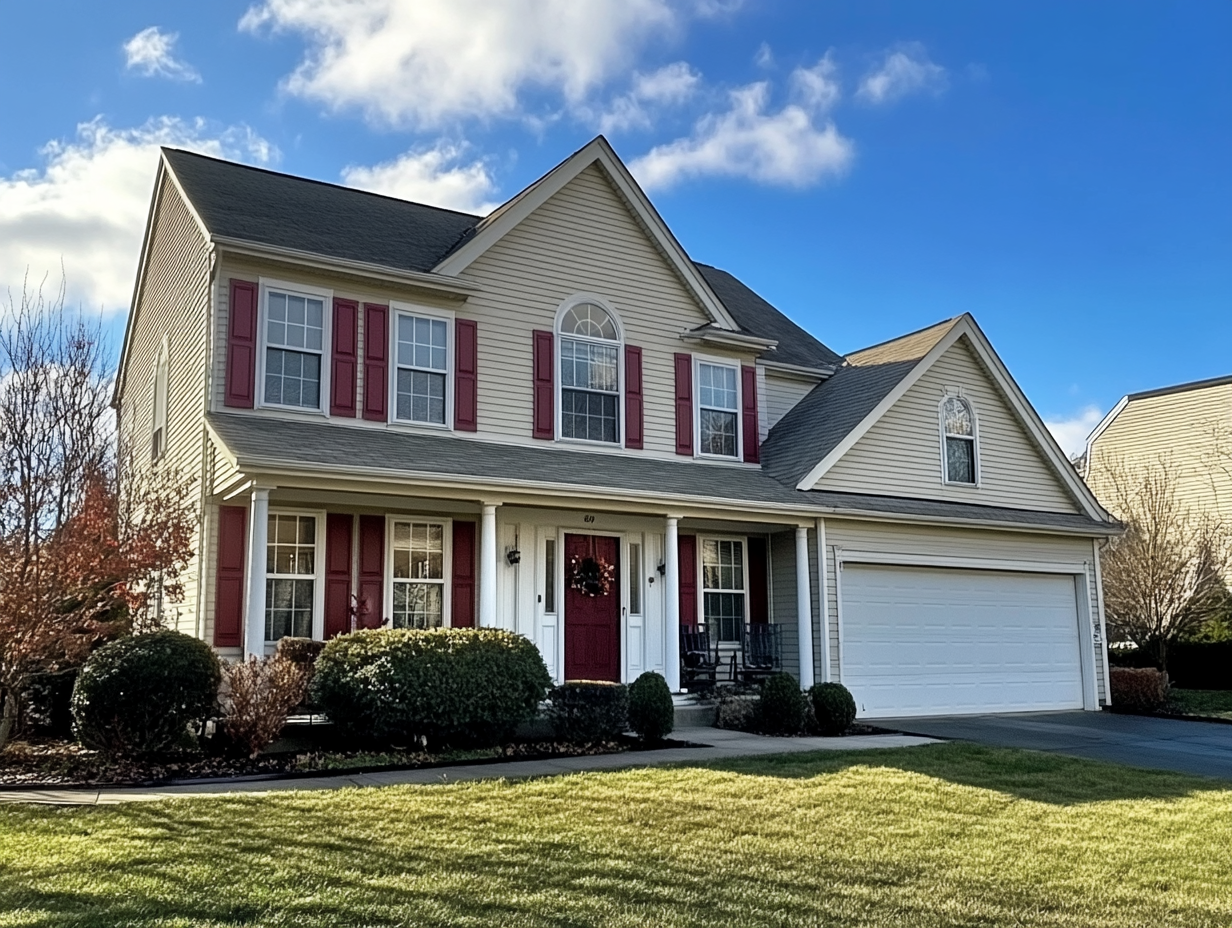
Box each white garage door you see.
[841,564,1084,718]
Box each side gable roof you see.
[763,315,1110,521]
[432,136,741,331]
[162,148,481,273]
[695,264,841,370]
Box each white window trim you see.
[698,533,750,644]
[388,302,456,431]
[384,515,454,629]
[938,390,981,487]
[255,277,333,416]
[151,338,169,462]
[693,354,744,461]
[264,508,327,644]
[554,294,625,447]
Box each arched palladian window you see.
[941,395,977,485]
[558,301,621,443]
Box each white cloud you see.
[856,42,947,105]
[1045,405,1104,459]
[790,53,841,113]
[240,0,684,129]
[754,43,774,69]
[0,118,274,314]
[630,78,853,191]
[596,62,701,134]
[341,142,500,214]
[123,26,201,82]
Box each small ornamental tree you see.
[0,280,196,751]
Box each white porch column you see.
[244,487,270,659]
[816,518,831,683]
[664,516,681,692]
[795,525,815,689]
[478,503,500,627]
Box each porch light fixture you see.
[506,548,521,566]
[656,560,666,577]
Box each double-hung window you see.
[266,513,319,641]
[395,312,449,425]
[264,288,325,409]
[390,520,447,628]
[941,395,978,485]
[701,538,746,643]
[697,362,739,458]
[559,302,620,443]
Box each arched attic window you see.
[558,300,621,443]
[941,395,977,485]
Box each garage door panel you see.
[842,564,1084,718]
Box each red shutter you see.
[213,506,247,647]
[358,515,384,628]
[532,330,554,439]
[674,353,694,456]
[625,345,643,449]
[363,303,388,421]
[331,299,359,417]
[678,534,698,629]
[454,318,478,431]
[452,521,477,627]
[324,514,353,638]
[747,536,769,624]
[224,280,258,408]
[741,365,760,463]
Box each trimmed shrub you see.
[716,690,758,732]
[548,681,629,743]
[627,672,674,742]
[758,672,805,735]
[311,628,552,747]
[1110,667,1169,711]
[275,636,326,667]
[810,682,857,736]
[222,657,310,758]
[72,631,221,756]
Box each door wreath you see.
[567,553,616,597]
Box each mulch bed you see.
[0,735,697,791]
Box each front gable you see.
[814,335,1083,513]
[460,162,754,454]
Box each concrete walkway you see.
[880,710,1232,780]
[0,727,937,806]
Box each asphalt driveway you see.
[879,710,1232,780]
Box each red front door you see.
[564,534,621,682]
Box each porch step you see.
[672,694,718,729]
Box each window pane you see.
[946,436,976,483]
[396,369,446,424]
[560,339,617,393]
[544,539,556,614]
[705,592,744,643]
[397,313,448,372]
[561,389,618,442]
[266,578,314,640]
[561,303,617,340]
[629,543,641,615]
[391,521,446,582]
[264,348,320,408]
[942,397,973,436]
[266,291,323,357]
[392,581,444,629]
[699,363,737,411]
[702,539,744,591]
[699,409,737,457]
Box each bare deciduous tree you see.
[1096,453,1230,669]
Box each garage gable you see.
[816,336,1082,512]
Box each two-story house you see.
[115,137,1118,719]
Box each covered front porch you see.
[209,480,823,693]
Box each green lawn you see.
[1170,689,1232,720]
[2,743,1231,927]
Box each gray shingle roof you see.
[206,412,1116,534]
[163,148,482,273]
[694,264,842,370]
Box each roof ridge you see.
[846,315,961,363]
[1127,372,1232,402]
[161,147,486,221]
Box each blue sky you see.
[1,1,1229,455]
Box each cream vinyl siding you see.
[820,519,1107,703]
[769,530,799,680]
[462,164,754,457]
[1086,383,1232,523]
[818,338,1080,513]
[762,369,820,440]
[118,175,211,632]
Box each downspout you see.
[1092,536,1112,707]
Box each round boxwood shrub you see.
[758,672,805,735]
[627,671,674,742]
[809,682,857,736]
[548,681,629,743]
[72,630,222,756]
[311,628,552,747]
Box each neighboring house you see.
[115,136,1118,719]
[1085,375,1232,526]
